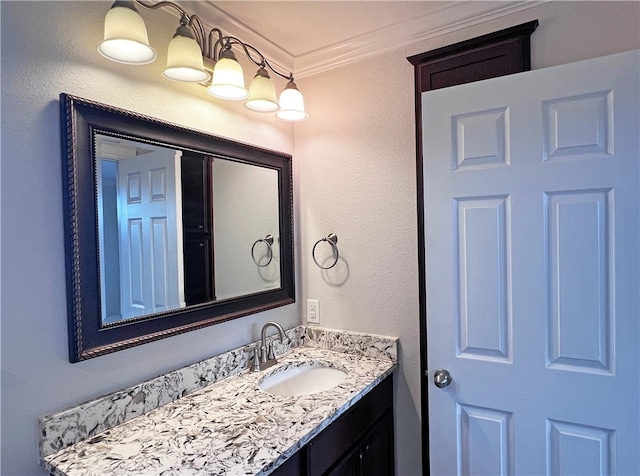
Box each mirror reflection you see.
[212,159,280,300]
[95,134,280,325]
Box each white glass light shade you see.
[162,34,210,82]
[276,81,309,121]
[208,54,248,100]
[98,3,156,65]
[245,69,279,112]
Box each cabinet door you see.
[326,409,395,476]
[180,152,210,233]
[308,376,393,476]
[361,410,395,476]
[182,237,212,304]
[270,449,304,476]
[326,446,360,476]
[180,152,215,304]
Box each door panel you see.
[118,149,184,318]
[423,50,639,475]
[454,195,511,362]
[547,419,615,475]
[457,403,513,475]
[545,189,613,374]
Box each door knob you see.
[434,368,452,388]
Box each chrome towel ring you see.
[312,233,339,269]
[251,234,274,267]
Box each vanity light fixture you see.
[276,79,309,122]
[208,45,248,100]
[98,0,308,121]
[245,67,279,112]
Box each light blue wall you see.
[0,2,297,474]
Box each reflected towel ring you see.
[251,234,274,267]
[312,233,339,269]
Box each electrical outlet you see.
[307,299,320,324]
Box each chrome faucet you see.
[258,321,286,371]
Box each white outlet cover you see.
[307,299,320,324]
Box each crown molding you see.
[185,1,295,74]
[294,1,548,78]
[184,1,548,79]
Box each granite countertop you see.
[41,328,397,476]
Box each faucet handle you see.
[252,344,261,372]
[267,342,276,360]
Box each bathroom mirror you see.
[61,94,294,362]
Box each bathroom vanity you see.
[272,374,394,476]
[40,327,398,475]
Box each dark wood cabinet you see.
[324,409,394,476]
[271,375,394,476]
[325,446,360,476]
[271,449,306,476]
[359,409,395,476]
[182,235,212,304]
[180,152,215,305]
[407,20,538,92]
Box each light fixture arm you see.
[211,33,293,81]
[133,0,294,81]
[242,42,294,81]
[208,27,225,60]
[134,0,206,50]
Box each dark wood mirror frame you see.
[60,93,295,362]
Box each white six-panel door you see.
[423,50,639,475]
[118,149,184,319]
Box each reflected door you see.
[117,149,185,319]
[423,50,639,475]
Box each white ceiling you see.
[183,1,544,77]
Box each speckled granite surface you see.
[40,326,398,475]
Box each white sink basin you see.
[259,361,347,397]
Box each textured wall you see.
[2,1,639,475]
[294,2,639,475]
[0,2,297,474]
